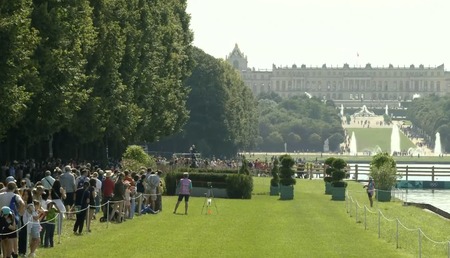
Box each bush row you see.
[165,171,252,199]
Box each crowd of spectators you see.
[0,159,163,258]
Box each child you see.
[28,201,44,257]
[0,206,18,258]
[44,202,60,248]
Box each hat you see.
[105,170,112,177]
[1,206,12,216]
[5,176,16,184]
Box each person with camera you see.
[0,206,18,258]
[173,172,192,215]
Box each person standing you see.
[147,171,159,211]
[173,172,192,215]
[101,171,114,221]
[109,173,125,222]
[363,176,375,207]
[44,201,60,248]
[41,170,55,190]
[156,171,163,212]
[0,206,18,258]
[73,181,90,235]
[59,165,76,219]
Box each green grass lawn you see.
[346,128,416,153]
[36,178,450,258]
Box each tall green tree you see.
[20,0,97,148]
[0,0,39,139]
[152,47,258,156]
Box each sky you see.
[186,0,450,70]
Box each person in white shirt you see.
[41,170,55,190]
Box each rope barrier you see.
[347,189,450,257]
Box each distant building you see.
[226,44,449,107]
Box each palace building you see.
[226,44,450,107]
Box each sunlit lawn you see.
[35,178,450,257]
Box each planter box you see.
[331,186,346,201]
[376,189,391,202]
[325,182,332,195]
[279,185,294,200]
[270,185,279,196]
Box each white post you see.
[86,205,90,233]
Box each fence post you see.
[396,219,399,249]
[355,164,358,181]
[107,201,110,228]
[349,197,352,217]
[378,210,381,239]
[447,241,450,258]
[405,165,409,185]
[418,229,422,258]
[364,206,367,230]
[138,194,143,216]
[86,204,90,233]
[432,166,435,182]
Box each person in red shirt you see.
[101,171,114,221]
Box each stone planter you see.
[331,186,346,201]
[376,189,391,202]
[270,185,279,196]
[325,182,332,195]
[279,185,294,200]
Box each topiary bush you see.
[330,157,348,187]
[279,154,296,186]
[270,159,280,187]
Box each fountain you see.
[385,105,389,116]
[340,104,344,117]
[434,132,442,156]
[391,124,401,155]
[349,131,357,155]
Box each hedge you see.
[164,171,253,199]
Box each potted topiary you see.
[369,152,400,202]
[323,157,335,195]
[278,154,296,200]
[330,158,348,201]
[270,159,280,196]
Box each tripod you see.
[201,183,219,215]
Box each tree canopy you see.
[148,47,258,157]
[0,0,193,161]
[256,93,344,152]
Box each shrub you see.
[270,159,280,187]
[226,174,253,199]
[370,153,400,190]
[121,145,155,172]
[279,155,296,186]
[239,158,251,175]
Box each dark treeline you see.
[148,48,258,158]
[407,96,450,152]
[0,0,193,162]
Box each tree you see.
[0,0,39,139]
[150,47,258,156]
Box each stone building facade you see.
[226,44,450,106]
